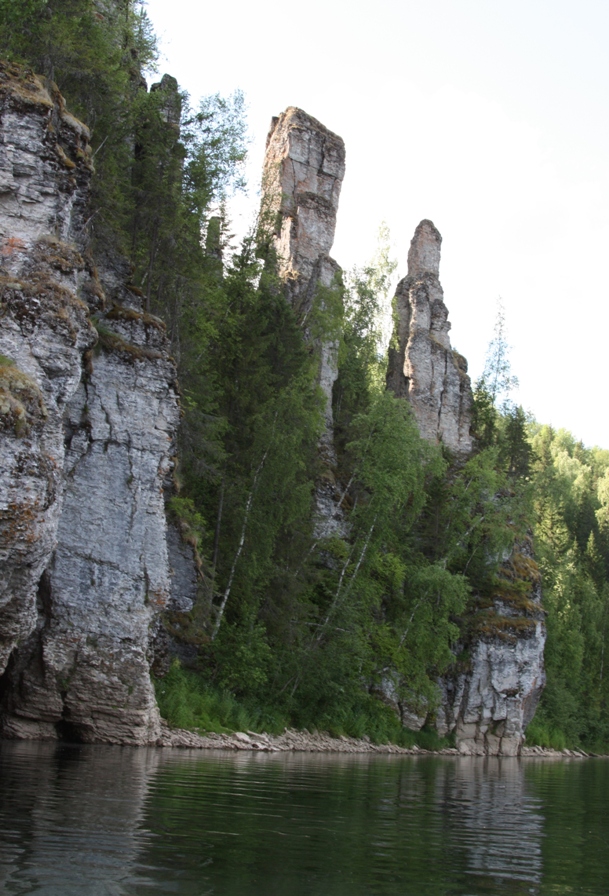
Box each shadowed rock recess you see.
[0,63,179,744]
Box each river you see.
[0,740,606,894]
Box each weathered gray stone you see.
[261,108,345,439]
[165,523,198,614]
[436,542,546,756]
[149,523,201,676]
[261,108,345,286]
[373,674,428,731]
[0,63,180,744]
[261,107,346,536]
[387,220,473,456]
[0,64,96,674]
[2,288,180,744]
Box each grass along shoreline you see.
[154,663,603,758]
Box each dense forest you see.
[3,0,609,750]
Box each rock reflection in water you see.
[441,758,544,893]
[0,740,160,895]
[137,750,547,895]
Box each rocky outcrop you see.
[261,107,344,310]
[0,64,97,674]
[387,220,473,456]
[0,64,179,744]
[261,107,346,536]
[437,628,546,756]
[0,67,545,751]
[384,542,546,756]
[436,540,546,755]
[384,219,546,752]
[261,107,345,448]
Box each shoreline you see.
[157,725,599,758]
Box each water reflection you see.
[0,741,606,895]
[441,759,543,893]
[0,741,160,894]
[135,750,547,895]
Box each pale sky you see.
[145,0,609,449]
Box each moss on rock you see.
[0,358,47,436]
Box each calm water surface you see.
[0,740,607,895]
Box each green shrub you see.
[525,720,568,751]
[154,661,288,734]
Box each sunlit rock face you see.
[261,107,344,300]
[261,107,346,535]
[438,627,546,756]
[436,541,546,756]
[0,64,179,744]
[387,220,473,456]
[0,64,97,674]
[261,107,345,440]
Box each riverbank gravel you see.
[157,725,597,758]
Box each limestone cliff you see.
[0,67,546,752]
[0,64,179,743]
[387,220,473,456]
[437,539,546,756]
[0,64,97,676]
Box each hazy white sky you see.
[145,0,609,448]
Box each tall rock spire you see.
[387,220,473,456]
[261,107,345,298]
[260,108,345,447]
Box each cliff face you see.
[437,540,546,756]
[0,70,546,751]
[0,64,97,676]
[0,64,179,743]
[387,220,473,456]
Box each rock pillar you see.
[260,107,345,448]
[260,107,346,536]
[387,220,473,456]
